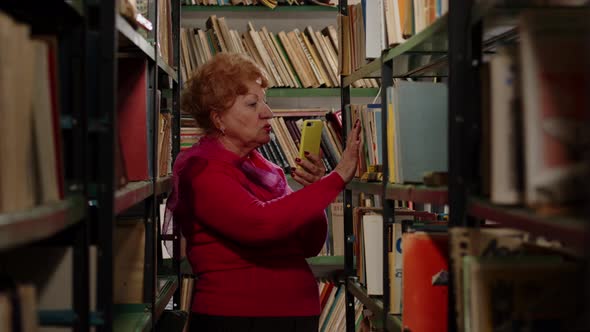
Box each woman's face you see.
[216,80,273,155]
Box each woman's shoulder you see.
[184,156,240,182]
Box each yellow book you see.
[387,87,397,183]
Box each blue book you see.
[393,81,447,183]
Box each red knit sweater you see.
[177,150,345,317]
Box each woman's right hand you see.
[334,119,362,183]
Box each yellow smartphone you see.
[298,119,324,162]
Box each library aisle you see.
[1,0,589,332]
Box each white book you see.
[490,46,522,205]
[362,213,383,295]
[364,0,386,58]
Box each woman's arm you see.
[192,166,344,247]
[299,212,328,258]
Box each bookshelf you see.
[266,87,379,97]
[0,0,91,330]
[114,181,154,215]
[91,0,182,331]
[38,310,104,327]
[116,13,180,83]
[112,305,153,332]
[347,180,448,205]
[182,4,338,13]
[179,4,369,330]
[347,280,402,332]
[467,198,588,253]
[0,195,85,250]
[180,2,379,91]
[306,255,346,280]
[339,0,590,331]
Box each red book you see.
[117,58,149,181]
[402,232,448,332]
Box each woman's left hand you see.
[291,152,326,186]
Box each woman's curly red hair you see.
[181,53,269,133]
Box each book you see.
[114,218,146,303]
[0,14,36,213]
[519,10,590,208]
[32,40,62,205]
[391,80,448,183]
[117,58,149,182]
[363,0,386,58]
[361,213,383,295]
[463,255,581,332]
[0,284,37,332]
[450,227,528,332]
[489,45,524,205]
[402,231,448,332]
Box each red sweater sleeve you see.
[192,165,344,247]
[299,212,328,257]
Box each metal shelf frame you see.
[468,198,589,253]
[0,3,90,330]
[116,13,179,83]
[347,281,402,332]
[93,1,181,331]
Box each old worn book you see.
[450,227,528,332]
[463,255,582,332]
[520,10,590,208]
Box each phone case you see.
[298,119,324,161]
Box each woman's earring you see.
[220,127,226,135]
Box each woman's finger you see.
[303,151,322,167]
[291,169,312,186]
[296,157,322,176]
[295,164,320,183]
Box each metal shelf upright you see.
[92,0,181,330]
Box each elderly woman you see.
[170,53,361,332]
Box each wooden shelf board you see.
[347,180,383,196]
[272,109,329,118]
[181,5,337,12]
[347,180,448,204]
[0,195,85,250]
[266,88,379,98]
[156,176,172,196]
[115,181,153,215]
[0,1,84,30]
[474,0,590,24]
[38,310,103,327]
[66,0,84,17]
[307,255,345,279]
[157,56,179,83]
[386,183,448,204]
[382,15,449,63]
[155,276,179,322]
[345,3,531,82]
[116,14,155,60]
[161,257,193,275]
[113,304,152,332]
[343,1,590,85]
[346,281,402,332]
[344,11,448,86]
[343,59,382,87]
[468,198,589,251]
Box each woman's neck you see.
[217,135,251,158]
